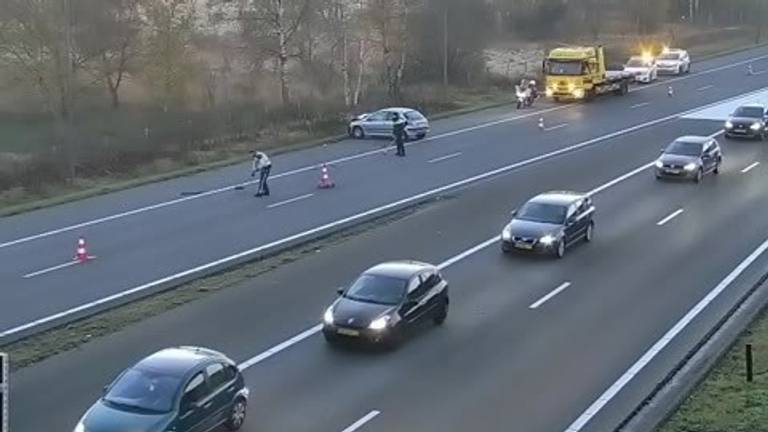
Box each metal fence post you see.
[746,343,754,382]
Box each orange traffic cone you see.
[318,164,335,189]
[74,237,94,263]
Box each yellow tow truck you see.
[543,45,633,101]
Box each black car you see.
[74,347,249,432]
[655,136,722,183]
[323,261,449,348]
[725,104,768,140]
[501,191,595,258]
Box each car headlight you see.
[323,307,334,325]
[369,316,390,331]
[655,160,664,168]
[73,423,85,432]
[545,88,554,97]
[540,234,556,245]
[573,88,585,98]
[725,121,733,129]
[751,122,762,131]
[502,227,512,240]
[684,162,697,171]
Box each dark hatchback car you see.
[323,261,449,348]
[655,136,722,183]
[724,104,767,140]
[501,191,595,258]
[74,347,249,432]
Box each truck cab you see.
[543,46,632,101]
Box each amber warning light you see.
[0,352,7,432]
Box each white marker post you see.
[0,352,7,432]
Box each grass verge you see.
[660,307,768,432]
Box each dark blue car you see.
[74,347,249,432]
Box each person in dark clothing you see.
[392,114,407,157]
[250,151,272,197]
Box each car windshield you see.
[665,141,703,156]
[516,202,567,225]
[345,274,406,305]
[405,111,425,121]
[626,58,648,67]
[658,53,681,60]
[546,60,583,75]
[104,367,182,414]
[733,107,764,118]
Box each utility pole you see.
[442,7,448,87]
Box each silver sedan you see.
[348,107,430,140]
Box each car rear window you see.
[405,111,425,121]
[104,367,182,413]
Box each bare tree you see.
[366,0,411,102]
[236,0,312,105]
[142,0,198,110]
[78,0,143,109]
[0,0,77,119]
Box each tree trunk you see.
[353,38,366,106]
[277,0,290,105]
[340,2,352,107]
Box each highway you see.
[2,47,768,341]
[7,46,768,432]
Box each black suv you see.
[725,104,768,140]
[501,191,595,258]
[74,347,249,432]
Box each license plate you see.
[337,328,360,337]
[515,242,534,250]
[666,169,681,174]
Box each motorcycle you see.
[515,85,534,109]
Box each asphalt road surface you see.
[8,46,768,432]
[3,47,768,341]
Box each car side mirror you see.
[510,209,518,216]
[336,287,344,296]
[102,385,109,395]
[404,299,417,309]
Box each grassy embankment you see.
[660,307,768,432]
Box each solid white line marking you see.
[437,237,501,270]
[657,208,684,226]
[23,261,80,279]
[238,324,322,370]
[529,282,572,309]
[630,102,650,109]
[340,411,381,432]
[266,193,314,209]
[697,85,714,91]
[544,123,569,132]
[742,161,760,173]
[3,53,765,250]
[564,236,768,432]
[0,99,734,340]
[428,152,462,164]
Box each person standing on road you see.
[392,113,407,157]
[251,151,272,197]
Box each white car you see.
[656,49,691,75]
[624,56,658,83]
[348,107,430,140]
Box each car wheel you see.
[677,65,682,75]
[417,133,426,140]
[433,299,448,326]
[555,240,565,259]
[225,398,247,431]
[694,168,703,183]
[585,222,594,242]
[714,159,721,174]
[351,126,365,139]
